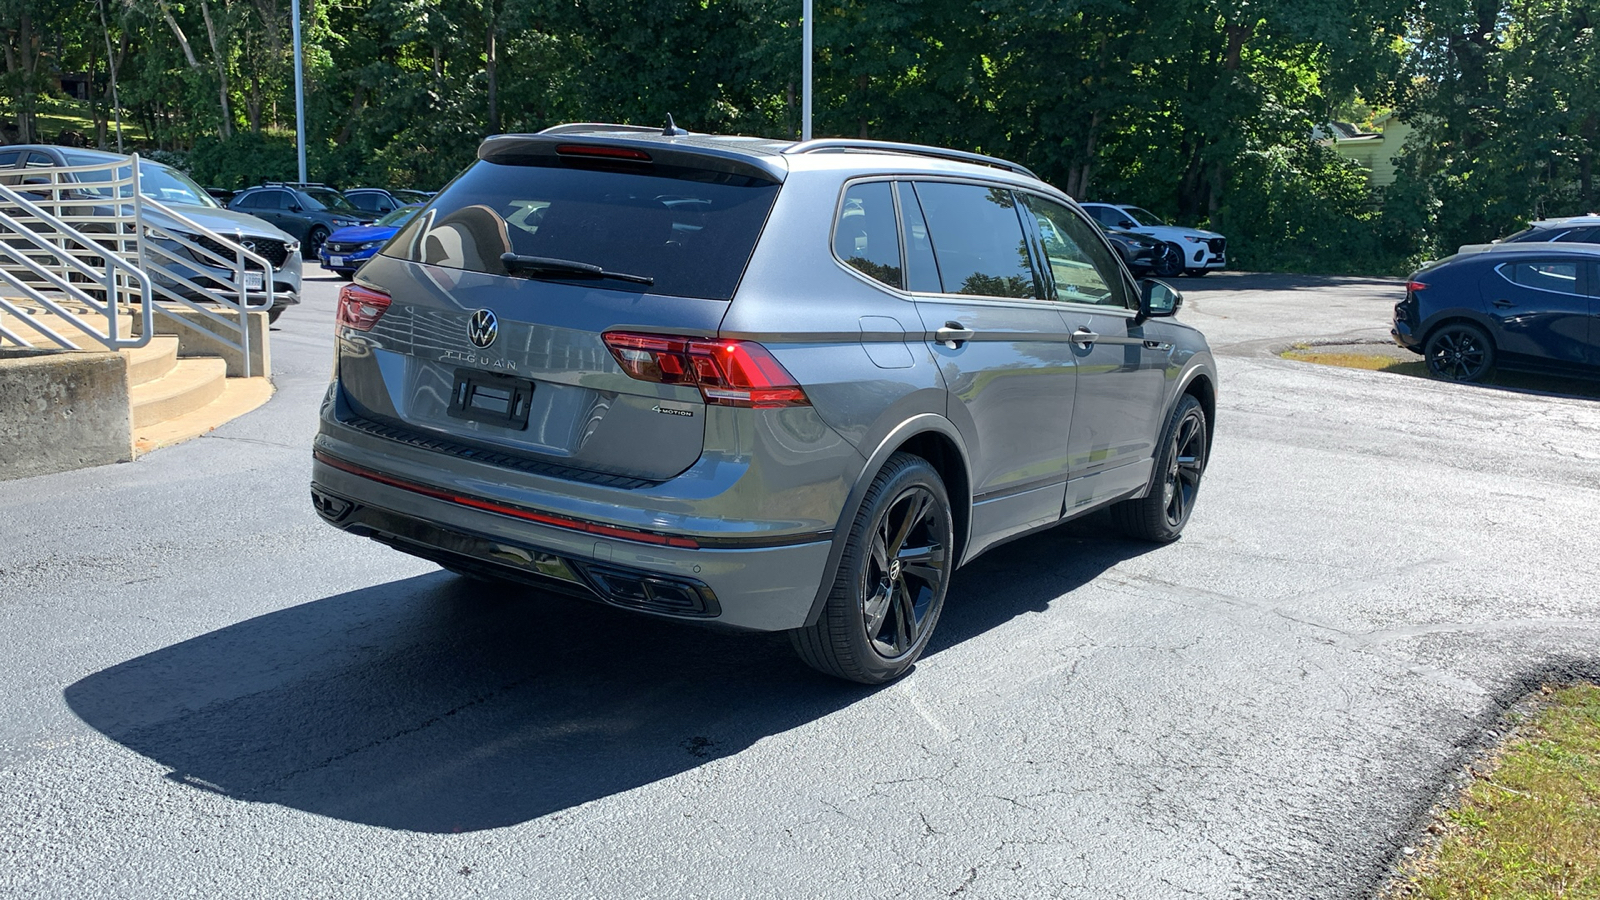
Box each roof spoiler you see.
[482,131,787,183]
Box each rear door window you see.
[833,181,902,288]
[385,158,781,301]
[909,181,1039,299]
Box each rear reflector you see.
[555,144,652,162]
[337,283,392,331]
[602,332,810,408]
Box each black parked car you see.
[1497,215,1600,247]
[343,188,406,215]
[1393,244,1600,382]
[1101,227,1182,277]
[227,183,375,258]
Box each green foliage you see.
[1217,141,1402,275]
[186,132,298,190]
[1395,0,1600,249]
[9,0,1593,276]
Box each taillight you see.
[1406,280,1428,292]
[602,332,810,408]
[337,283,392,331]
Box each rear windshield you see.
[305,188,357,212]
[382,159,781,300]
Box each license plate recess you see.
[447,369,534,430]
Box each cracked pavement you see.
[1,271,1597,898]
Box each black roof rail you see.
[537,123,665,136]
[783,139,1039,180]
[261,180,332,189]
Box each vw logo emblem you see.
[468,309,499,349]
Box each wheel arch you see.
[1181,369,1217,451]
[801,415,972,628]
[1420,313,1497,351]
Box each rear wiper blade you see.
[500,253,654,286]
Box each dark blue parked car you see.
[319,204,422,279]
[1394,244,1600,382]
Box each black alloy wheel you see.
[1110,394,1208,543]
[1159,404,1206,529]
[791,452,954,684]
[305,226,329,260]
[859,484,946,658]
[1424,322,1495,383]
[1153,243,1184,278]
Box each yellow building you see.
[1317,114,1414,187]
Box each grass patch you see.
[1389,684,1600,899]
[25,99,149,145]
[1281,348,1600,400]
[1283,349,1421,372]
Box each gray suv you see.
[311,126,1217,683]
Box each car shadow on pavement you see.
[63,520,1151,834]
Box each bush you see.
[1214,141,1412,276]
[186,132,298,190]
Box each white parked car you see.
[1080,202,1227,276]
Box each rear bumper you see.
[311,454,833,632]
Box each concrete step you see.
[130,356,227,429]
[133,376,274,454]
[0,303,139,351]
[121,335,180,387]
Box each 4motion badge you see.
[653,405,694,418]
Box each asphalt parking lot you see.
[2,271,1598,899]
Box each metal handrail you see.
[783,139,1040,180]
[0,175,154,351]
[0,153,271,376]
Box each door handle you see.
[935,322,975,348]
[1143,339,1172,351]
[1492,299,1515,308]
[1071,327,1099,346]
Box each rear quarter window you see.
[384,158,780,301]
[1504,261,1581,294]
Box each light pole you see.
[802,0,812,140]
[292,0,307,182]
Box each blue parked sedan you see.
[319,204,421,279]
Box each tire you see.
[1153,243,1184,278]
[267,305,285,324]
[338,270,355,281]
[305,226,329,260]
[1111,394,1207,543]
[790,452,955,684]
[1424,322,1495,383]
[1183,267,1210,277]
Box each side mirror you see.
[1119,219,1137,229]
[287,203,302,212]
[1136,278,1182,322]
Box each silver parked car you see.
[311,126,1218,683]
[0,145,302,322]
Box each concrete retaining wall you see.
[0,349,132,481]
[135,308,271,378]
